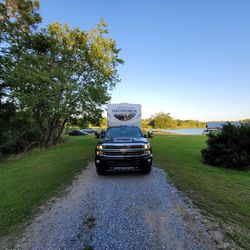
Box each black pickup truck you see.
[95,126,152,175]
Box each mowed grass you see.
[1,133,249,247]
[0,135,95,237]
[151,135,250,248]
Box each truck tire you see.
[142,165,151,174]
[96,167,106,175]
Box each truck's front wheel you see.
[141,165,151,174]
[96,166,106,175]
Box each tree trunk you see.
[53,117,68,145]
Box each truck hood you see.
[102,137,149,144]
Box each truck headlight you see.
[144,143,151,149]
[96,145,103,150]
[96,145,103,155]
[96,150,103,155]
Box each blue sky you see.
[39,0,250,121]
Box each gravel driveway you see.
[14,164,228,250]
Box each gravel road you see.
[14,164,229,250]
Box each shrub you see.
[201,123,250,170]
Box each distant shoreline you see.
[153,128,205,135]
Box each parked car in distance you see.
[81,128,97,134]
[68,130,88,136]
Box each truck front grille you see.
[104,151,143,156]
[102,144,146,156]
[104,144,144,149]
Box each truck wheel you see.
[142,165,151,174]
[96,167,106,175]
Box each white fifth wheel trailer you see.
[107,103,141,128]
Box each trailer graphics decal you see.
[112,107,137,121]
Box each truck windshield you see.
[105,127,143,138]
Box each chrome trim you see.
[102,148,144,152]
[102,143,145,147]
[101,154,152,158]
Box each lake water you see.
[154,128,205,135]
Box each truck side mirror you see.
[148,132,153,138]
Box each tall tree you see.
[149,112,176,129]
[1,0,123,154]
[0,0,41,154]
[8,21,123,147]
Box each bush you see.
[201,123,250,170]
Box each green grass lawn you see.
[0,135,95,237]
[0,133,249,248]
[151,134,250,248]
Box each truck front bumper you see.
[95,154,153,170]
